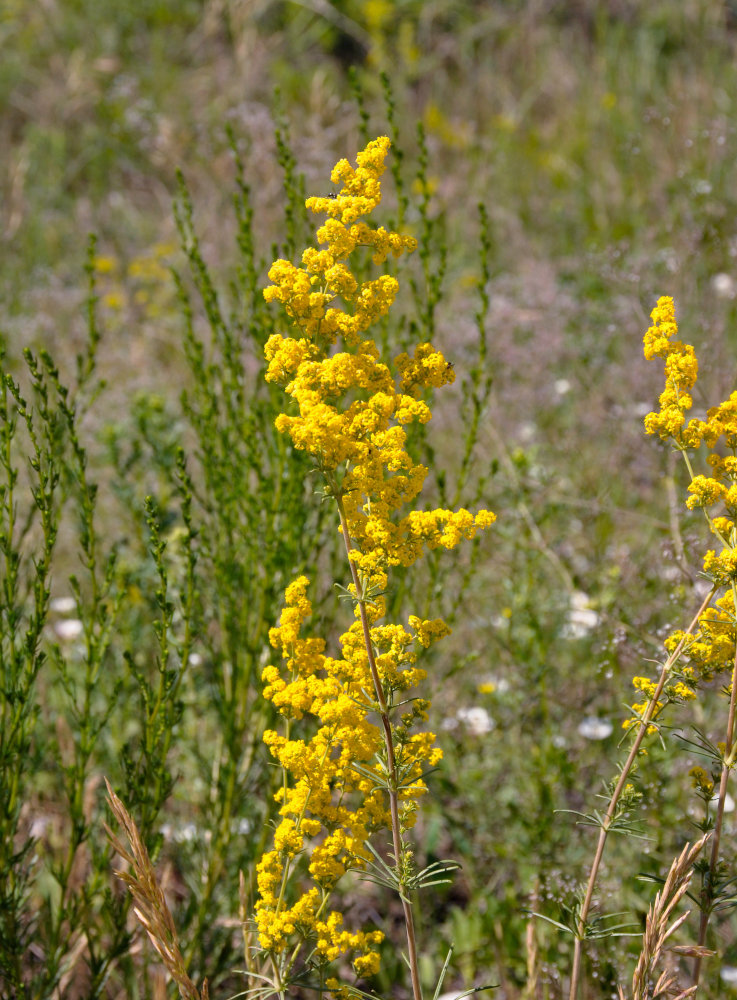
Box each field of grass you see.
[3,2,737,998]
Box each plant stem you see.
[568,585,717,1000]
[691,582,737,987]
[335,493,423,1000]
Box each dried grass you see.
[104,779,209,1000]
[618,833,714,1000]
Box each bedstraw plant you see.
[253,136,495,999]
[103,143,737,1000]
[564,297,737,999]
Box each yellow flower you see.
[631,676,657,699]
[93,254,117,274]
[689,766,715,797]
[642,297,705,446]
[686,475,726,510]
[643,298,737,705]
[256,137,497,988]
[102,291,125,310]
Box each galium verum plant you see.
[638,295,737,986]
[568,297,737,999]
[254,136,495,999]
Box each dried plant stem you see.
[626,834,709,1000]
[105,780,208,1000]
[335,493,423,1000]
[692,601,737,987]
[523,884,540,1000]
[568,585,717,1000]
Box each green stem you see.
[692,581,737,986]
[334,492,423,1000]
[568,585,717,1000]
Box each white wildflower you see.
[50,596,77,615]
[563,591,599,638]
[577,717,613,741]
[457,706,495,736]
[54,619,84,641]
[711,272,737,299]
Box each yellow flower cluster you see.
[623,674,664,734]
[255,578,384,971]
[264,137,416,351]
[264,136,495,627]
[665,589,737,682]
[631,297,737,719]
[689,765,716,797]
[644,298,737,541]
[642,296,701,445]
[256,138,496,990]
[256,576,446,970]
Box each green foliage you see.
[3,3,737,998]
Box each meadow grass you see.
[3,2,737,998]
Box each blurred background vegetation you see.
[3,1,737,998]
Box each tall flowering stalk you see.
[569,297,737,999]
[640,296,737,987]
[255,137,495,999]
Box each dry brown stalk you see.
[619,833,713,1000]
[569,586,718,1000]
[523,885,540,1000]
[104,779,209,1000]
[693,636,737,986]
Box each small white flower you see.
[457,706,495,736]
[693,179,712,196]
[711,272,737,300]
[160,822,202,843]
[577,717,613,741]
[189,652,202,667]
[518,421,536,443]
[632,401,653,417]
[30,815,50,839]
[720,966,737,985]
[54,619,84,641]
[563,592,599,638]
[554,378,571,396]
[655,247,679,274]
[711,791,735,814]
[50,596,77,615]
